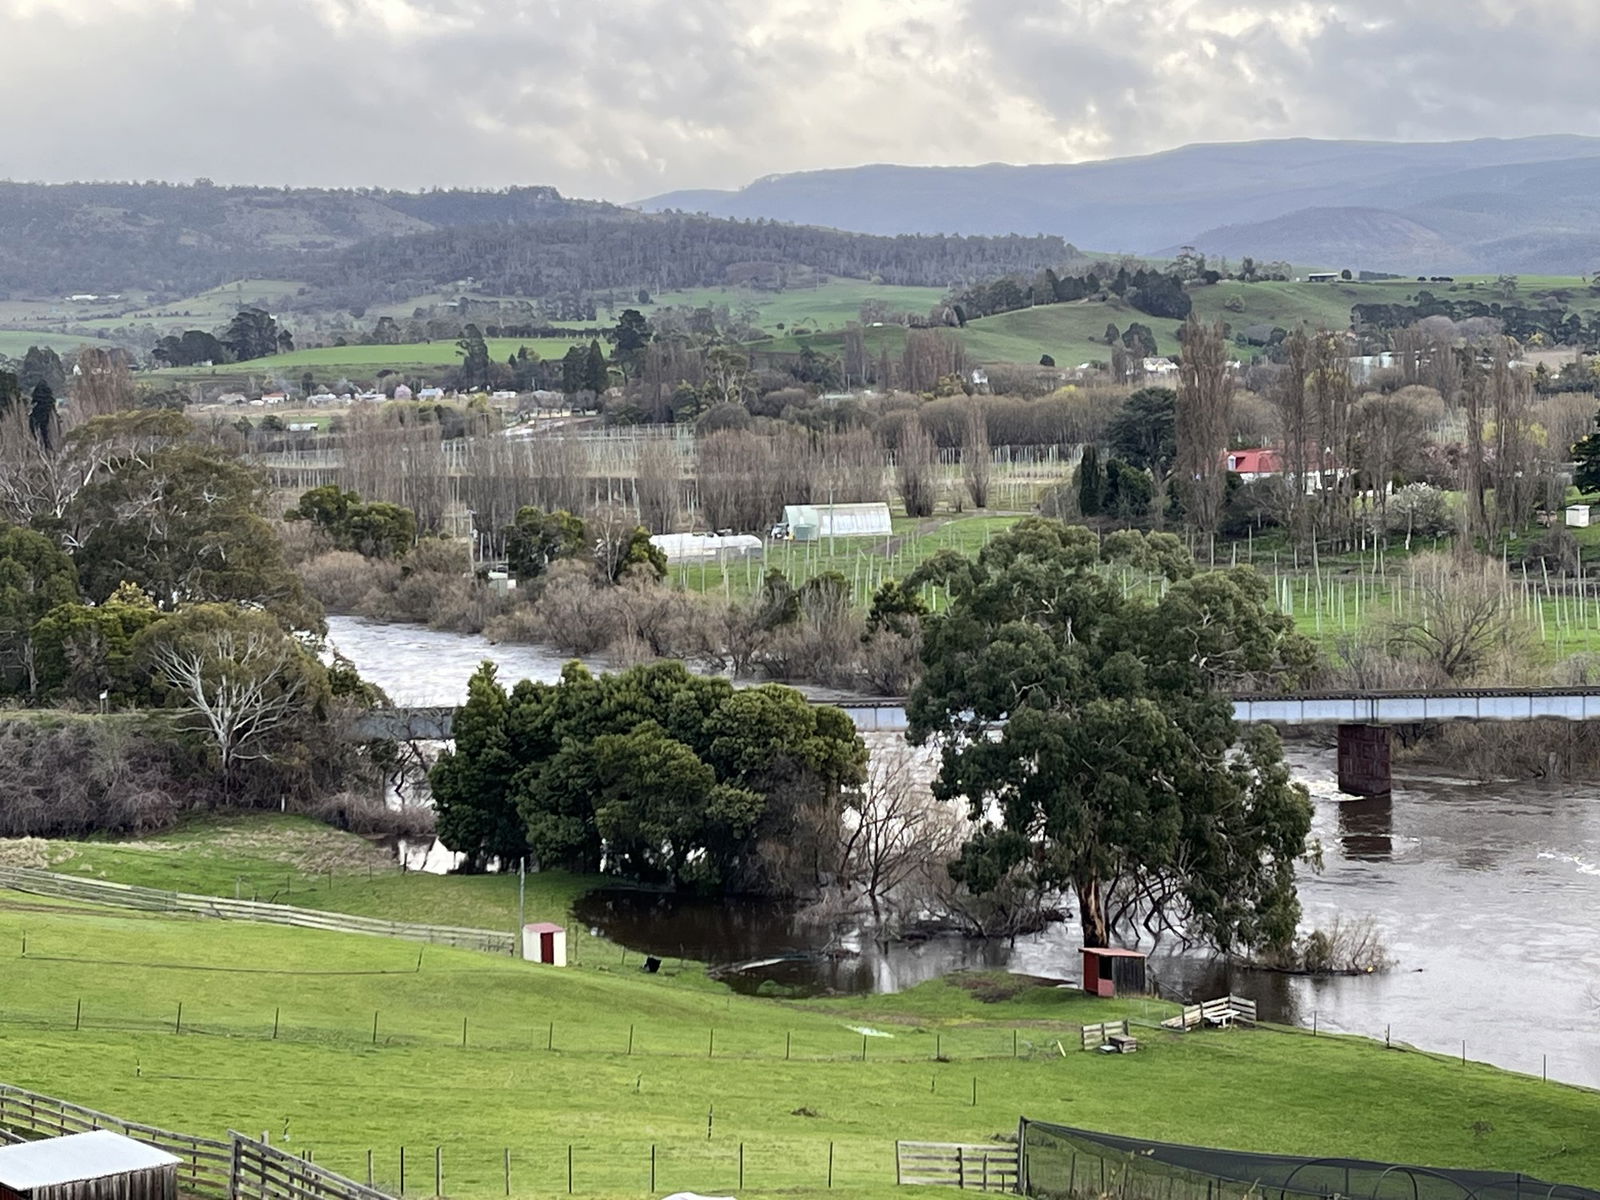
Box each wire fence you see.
[1017,1120,1600,1200]
[0,982,1069,1065]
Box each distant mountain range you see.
[637,137,1600,275]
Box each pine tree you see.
[583,340,608,398]
[1078,443,1104,516]
[28,382,56,450]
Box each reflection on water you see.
[326,618,1600,1089]
[1338,794,1394,862]
[577,750,1600,1088]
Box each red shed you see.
[1081,947,1148,998]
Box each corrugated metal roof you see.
[0,1130,180,1187]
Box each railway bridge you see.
[353,688,1600,797]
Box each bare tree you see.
[1488,340,1537,538]
[1176,317,1234,536]
[1351,387,1436,536]
[69,347,137,421]
[961,402,991,509]
[894,417,938,518]
[1386,552,1524,680]
[150,621,309,787]
[633,434,681,533]
[838,747,950,917]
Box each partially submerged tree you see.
[430,659,867,889]
[907,518,1313,952]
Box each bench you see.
[1161,994,1257,1032]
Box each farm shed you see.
[522,921,567,966]
[1566,504,1592,528]
[780,502,892,541]
[0,1130,179,1200]
[1080,947,1147,998]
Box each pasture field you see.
[642,281,949,332]
[2,821,1598,1199]
[0,329,113,358]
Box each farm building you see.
[0,1130,179,1200]
[649,533,765,564]
[778,502,893,542]
[522,922,568,966]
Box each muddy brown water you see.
[330,617,1600,1088]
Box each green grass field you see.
[0,329,113,358]
[3,819,1599,1198]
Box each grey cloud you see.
[1,0,1598,201]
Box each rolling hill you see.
[638,136,1600,274]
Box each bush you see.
[299,551,399,612]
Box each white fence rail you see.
[0,866,515,955]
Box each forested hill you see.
[0,181,599,295]
[0,180,1078,303]
[637,136,1600,274]
[311,215,1078,307]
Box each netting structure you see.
[1018,1120,1600,1200]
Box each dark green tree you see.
[583,340,609,399]
[608,309,652,378]
[906,519,1314,952]
[1077,443,1104,516]
[0,523,80,696]
[28,382,56,450]
[221,308,286,362]
[503,507,587,583]
[69,444,321,631]
[455,324,491,391]
[1107,387,1178,516]
[1572,411,1600,494]
[430,660,866,891]
[31,582,162,704]
[559,345,586,398]
[429,662,527,872]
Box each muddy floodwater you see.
[329,617,1600,1089]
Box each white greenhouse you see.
[779,502,893,541]
[649,533,766,563]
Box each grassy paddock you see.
[0,891,1596,1199]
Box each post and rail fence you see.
[896,1140,1020,1190]
[0,865,515,955]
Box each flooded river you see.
[327,617,1600,1088]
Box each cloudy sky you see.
[2,0,1594,201]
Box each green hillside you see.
[3,817,1598,1199]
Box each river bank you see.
[326,616,1600,1090]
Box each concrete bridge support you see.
[1336,724,1391,796]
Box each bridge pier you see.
[1336,724,1391,796]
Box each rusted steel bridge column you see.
[1337,724,1391,796]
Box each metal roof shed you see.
[0,1130,180,1200]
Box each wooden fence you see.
[0,1083,232,1196]
[0,866,515,955]
[897,1141,1019,1191]
[1079,1019,1131,1051]
[230,1131,396,1200]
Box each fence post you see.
[435,1145,442,1197]
[175,1001,182,1035]
[273,1007,280,1040]
[651,1144,656,1192]
[368,1149,374,1187]
[462,1016,468,1048]
[505,1147,511,1196]
[400,1146,406,1195]
[829,1141,834,1189]
[75,998,81,1031]
[567,1144,573,1194]
[628,1024,634,1055]
[739,1143,745,1190]
[373,1011,379,1045]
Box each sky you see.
[2,0,1596,202]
